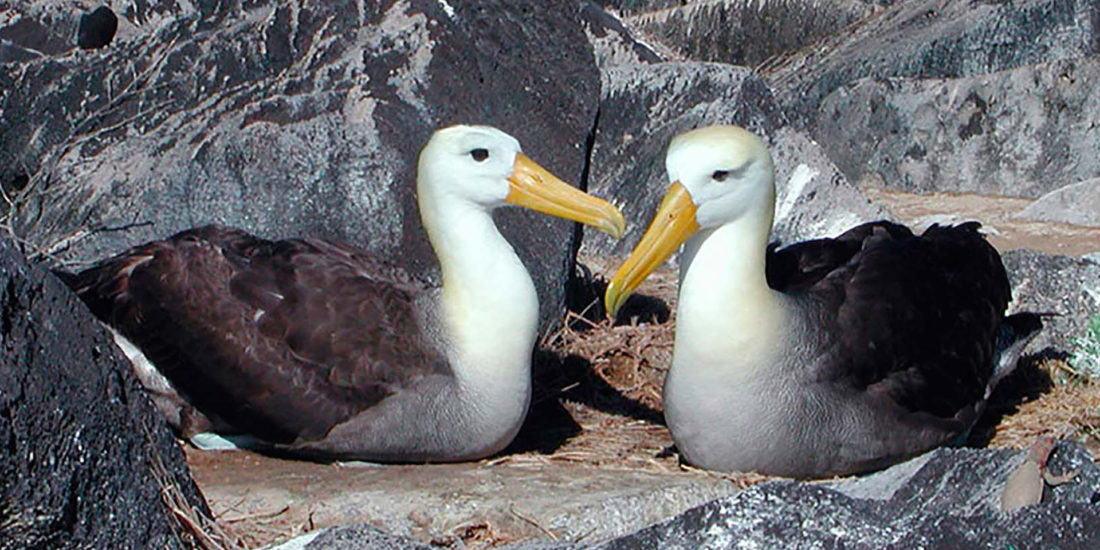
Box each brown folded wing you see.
[769,221,1011,420]
[66,225,450,443]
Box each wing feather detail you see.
[769,221,1011,419]
[66,225,449,443]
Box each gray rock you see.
[0,0,202,63]
[282,442,1100,548]
[815,57,1100,198]
[195,452,740,547]
[622,0,876,68]
[279,524,582,549]
[500,541,581,550]
[595,0,683,15]
[0,0,600,332]
[265,530,327,550]
[301,525,435,549]
[0,238,207,549]
[275,525,583,550]
[828,441,1099,506]
[768,127,891,245]
[586,62,887,258]
[586,62,781,257]
[767,0,1100,129]
[580,2,663,70]
[1018,178,1100,227]
[597,442,1100,549]
[1003,249,1100,370]
[0,1,81,60]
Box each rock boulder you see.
[767,0,1100,130]
[815,58,1100,198]
[1018,178,1100,227]
[585,62,887,259]
[1003,249,1100,370]
[599,442,1100,548]
[0,0,601,332]
[273,441,1100,548]
[0,238,207,549]
[622,0,876,68]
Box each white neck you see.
[673,208,784,380]
[419,190,538,387]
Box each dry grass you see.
[210,503,305,550]
[146,429,246,550]
[985,360,1100,457]
[547,256,679,412]
[547,313,673,413]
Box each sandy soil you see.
[865,188,1100,257]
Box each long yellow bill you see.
[604,181,699,318]
[506,154,625,239]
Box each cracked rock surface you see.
[0,238,205,549]
[274,442,1100,549]
[1,0,601,332]
[3,0,1100,548]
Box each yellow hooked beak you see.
[506,154,625,238]
[604,182,699,318]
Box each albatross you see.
[603,125,1040,478]
[61,124,625,462]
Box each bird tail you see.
[986,312,1047,393]
[51,268,81,290]
[52,265,113,319]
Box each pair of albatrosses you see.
[64,124,1037,477]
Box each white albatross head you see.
[604,125,776,317]
[417,125,625,238]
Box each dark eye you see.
[470,148,489,162]
[712,170,729,182]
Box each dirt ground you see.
[864,188,1100,257]
[186,189,1100,548]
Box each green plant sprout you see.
[1070,314,1100,378]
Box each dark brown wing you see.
[61,225,449,443]
[765,221,914,292]
[777,221,1011,419]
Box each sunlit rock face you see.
[0,0,600,332]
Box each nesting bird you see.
[604,125,1039,478]
[61,125,624,462]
